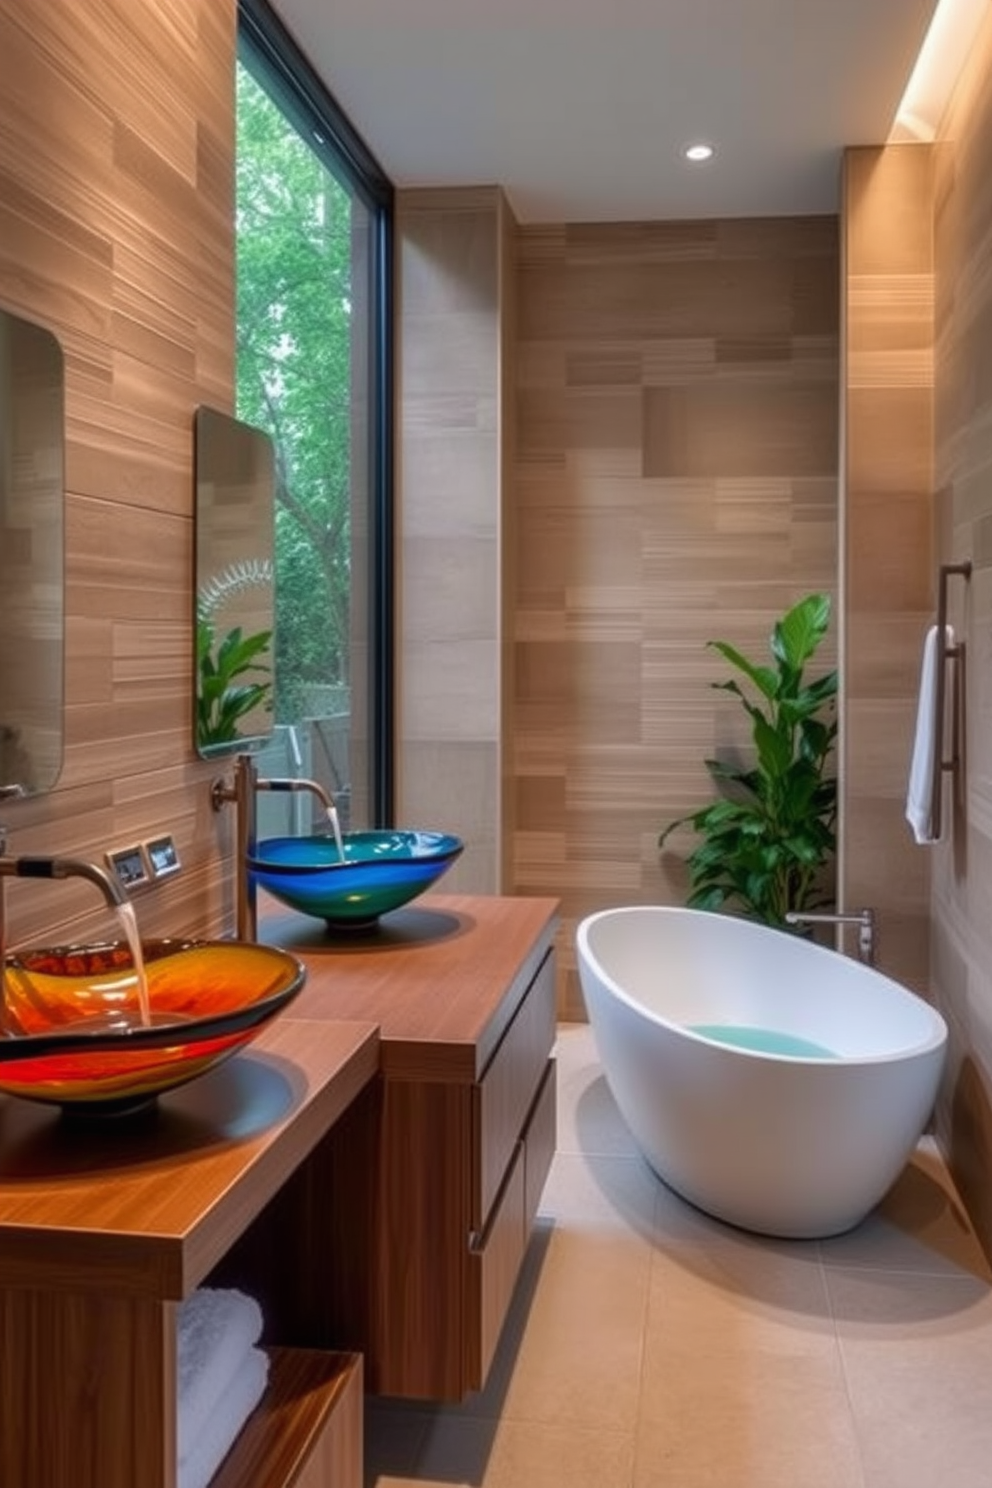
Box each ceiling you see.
[269,0,942,223]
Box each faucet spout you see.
[0,831,131,1030]
[784,907,876,966]
[1,854,128,909]
[256,774,334,814]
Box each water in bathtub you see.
[689,1025,838,1058]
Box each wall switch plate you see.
[145,834,181,879]
[106,844,150,892]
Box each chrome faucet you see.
[0,824,129,1021]
[211,751,335,940]
[784,907,876,966]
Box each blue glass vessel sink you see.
[248,830,464,928]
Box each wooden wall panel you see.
[930,4,992,1263]
[515,219,840,1017]
[0,0,237,952]
[841,145,934,995]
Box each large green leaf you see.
[753,716,792,779]
[708,641,778,700]
[771,593,831,671]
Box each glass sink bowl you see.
[0,938,305,1113]
[248,829,464,928]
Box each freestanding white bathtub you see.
[576,905,948,1239]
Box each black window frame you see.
[237,0,395,826]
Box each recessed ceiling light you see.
[683,142,714,164]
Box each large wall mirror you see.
[0,308,64,799]
[194,406,276,758]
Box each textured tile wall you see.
[0,0,237,949]
[930,4,992,1261]
[841,145,934,994]
[395,188,513,893]
[514,219,841,1016]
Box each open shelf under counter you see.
[259,891,562,1401]
[0,1014,379,1488]
[213,1347,363,1488]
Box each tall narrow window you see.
[236,1,393,831]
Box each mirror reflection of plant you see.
[659,593,838,927]
[196,558,275,750]
[196,619,273,749]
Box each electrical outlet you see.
[145,834,181,879]
[106,844,150,892]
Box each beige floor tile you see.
[498,1222,652,1432]
[818,1140,992,1279]
[539,1149,660,1238]
[633,1357,865,1488]
[554,1023,641,1159]
[414,1415,635,1488]
[642,1241,837,1377]
[828,1266,992,1487]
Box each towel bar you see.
[930,560,971,841]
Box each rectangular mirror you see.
[0,307,64,799]
[194,406,277,758]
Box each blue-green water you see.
[689,1024,838,1058]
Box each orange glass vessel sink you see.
[0,938,305,1113]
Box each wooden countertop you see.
[0,1016,379,1300]
[260,893,560,1081]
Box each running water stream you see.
[326,802,346,862]
[115,899,151,1027]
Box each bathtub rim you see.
[576,903,948,1067]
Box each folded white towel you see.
[177,1288,263,1462]
[906,624,951,845]
[178,1344,269,1488]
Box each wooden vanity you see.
[259,891,560,1400]
[0,1016,379,1488]
[0,891,559,1484]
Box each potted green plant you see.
[659,592,838,927]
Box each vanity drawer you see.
[473,949,556,1230]
[524,1058,556,1232]
[467,1139,527,1391]
[465,1057,557,1392]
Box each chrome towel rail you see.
[930,560,971,841]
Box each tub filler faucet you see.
[211,751,336,941]
[784,907,876,967]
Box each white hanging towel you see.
[906,624,951,845]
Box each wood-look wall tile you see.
[0,0,235,952]
[931,4,992,1262]
[643,383,838,479]
[844,145,935,274]
[402,535,499,642]
[842,143,935,1000]
[846,492,932,611]
[514,216,839,1012]
[846,386,931,492]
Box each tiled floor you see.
[365,1023,992,1488]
